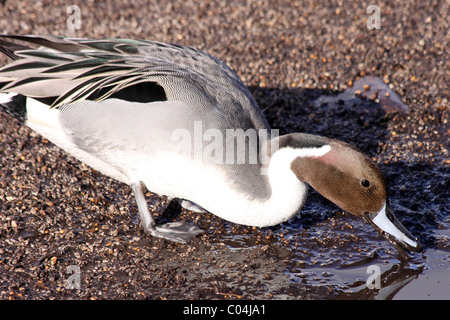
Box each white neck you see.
[144,144,331,228]
[221,146,310,227]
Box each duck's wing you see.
[0,35,269,131]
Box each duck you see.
[0,35,421,253]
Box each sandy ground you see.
[0,0,448,300]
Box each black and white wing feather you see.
[0,35,268,131]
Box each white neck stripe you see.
[278,144,331,160]
[296,144,331,158]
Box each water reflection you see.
[334,262,423,299]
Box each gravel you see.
[0,0,448,300]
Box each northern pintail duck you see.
[0,35,421,252]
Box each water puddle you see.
[206,208,449,299]
[393,249,450,299]
[393,222,450,299]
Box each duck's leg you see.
[131,181,204,244]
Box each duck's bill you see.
[364,202,422,254]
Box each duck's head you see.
[282,133,422,254]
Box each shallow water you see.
[393,216,450,299]
[206,209,449,299]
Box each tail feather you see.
[0,92,27,122]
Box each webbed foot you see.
[131,182,204,244]
[148,221,204,244]
[177,199,208,213]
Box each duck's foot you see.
[131,181,204,244]
[148,221,204,244]
[177,199,208,213]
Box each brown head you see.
[282,133,421,254]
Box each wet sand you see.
[0,0,448,300]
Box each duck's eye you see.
[361,179,371,188]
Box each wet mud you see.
[0,0,449,300]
